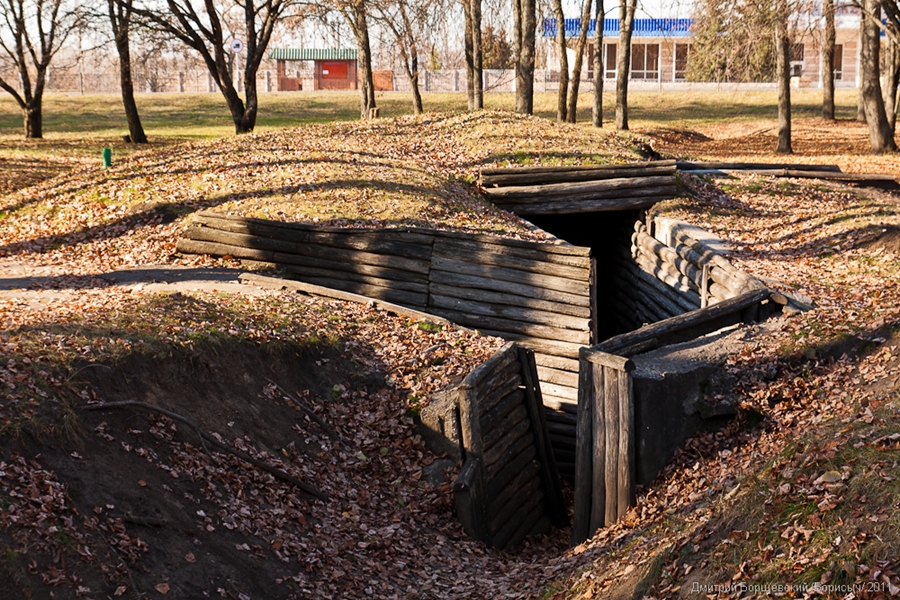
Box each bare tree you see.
[859,0,897,151]
[592,0,604,127]
[0,0,83,138]
[462,0,483,109]
[566,0,592,123]
[132,0,290,134]
[822,0,835,120]
[615,0,636,130]
[339,0,377,118]
[512,0,535,113]
[108,0,147,143]
[551,0,567,121]
[775,0,792,153]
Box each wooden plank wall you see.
[176,213,593,477]
[452,343,568,549]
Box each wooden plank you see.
[429,308,591,345]
[519,346,568,528]
[452,458,481,542]
[432,238,591,269]
[429,294,590,331]
[595,288,770,355]
[484,427,534,481]
[295,277,428,308]
[280,242,431,275]
[428,283,590,319]
[481,164,677,187]
[193,211,437,241]
[617,369,635,520]
[461,342,519,390]
[487,460,541,522]
[281,264,428,294]
[543,395,578,413]
[431,257,590,297]
[614,271,684,319]
[175,239,274,262]
[549,432,576,450]
[501,193,675,216]
[482,406,529,457]
[194,215,311,244]
[474,355,522,405]
[603,365,620,527]
[240,273,458,326]
[571,353,594,546]
[433,230,591,257]
[306,231,433,259]
[455,386,490,542]
[485,446,537,500]
[488,474,543,535]
[535,365,579,388]
[480,389,525,438]
[492,487,545,550]
[483,176,676,200]
[272,252,428,284]
[534,352,580,373]
[502,496,546,550]
[433,239,591,279]
[584,351,635,372]
[620,261,700,313]
[544,410,577,426]
[476,329,585,359]
[430,270,591,307]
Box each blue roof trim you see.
[542,17,693,38]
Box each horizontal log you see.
[548,432,577,450]
[492,487,545,550]
[430,270,591,307]
[614,271,685,320]
[547,421,577,436]
[728,169,897,182]
[676,161,841,172]
[482,164,677,188]
[483,176,676,200]
[175,239,274,262]
[533,352,580,373]
[484,426,534,481]
[635,230,705,289]
[539,381,578,402]
[428,283,590,319]
[433,238,591,269]
[429,294,590,332]
[583,349,635,372]
[306,231,433,259]
[595,288,770,355]
[634,252,701,297]
[431,257,590,297]
[183,226,301,255]
[667,227,760,288]
[433,240,590,279]
[542,394,578,413]
[434,230,591,257]
[535,365,579,388]
[480,389,526,437]
[239,273,454,326]
[544,410,577,426]
[478,370,524,418]
[194,215,312,244]
[276,242,431,275]
[482,159,676,178]
[281,264,427,294]
[501,495,547,550]
[485,446,537,499]
[490,476,543,541]
[273,251,427,285]
[430,308,591,345]
[476,329,585,359]
[294,277,428,308]
[482,405,529,457]
[619,261,699,313]
[500,193,676,216]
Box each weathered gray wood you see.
[429,308,591,345]
[479,389,525,436]
[571,352,594,545]
[453,457,481,540]
[519,346,568,527]
[295,278,428,308]
[676,161,841,172]
[240,273,457,326]
[483,176,676,200]
[481,159,676,182]
[492,487,545,550]
[430,269,591,307]
[482,165,677,188]
[456,383,490,542]
[668,228,762,293]
[194,214,312,244]
[535,364,579,388]
[175,239,274,262]
[484,427,534,481]
[431,257,590,297]
[620,261,700,313]
[482,407,530,458]
[472,353,521,401]
[488,474,543,535]
[462,342,518,391]
[277,242,431,275]
[722,168,897,182]
[534,353,580,373]
[634,252,701,297]
[273,252,428,284]
[502,495,547,550]
[595,288,770,355]
[194,211,435,240]
[434,230,591,256]
[500,193,676,216]
[487,460,541,521]
[428,283,591,319]
[429,294,590,331]
[432,238,591,268]
[615,270,686,319]
[433,240,590,279]
[306,231,433,259]
[485,445,537,500]
[281,264,428,294]
[536,381,577,402]
[542,394,578,413]
[617,369,634,520]
[602,365,620,527]
[584,351,635,372]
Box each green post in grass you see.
[102,148,112,168]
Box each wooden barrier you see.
[479,161,678,215]
[421,343,568,549]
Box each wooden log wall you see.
[479,161,679,216]
[446,343,568,549]
[176,212,592,476]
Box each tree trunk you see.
[463,0,475,110]
[883,37,900,132]
[861,0,897,151]
[553,0,568,121]
[241,67,259,131]
[407,51,424,115]
[352,1,377,119]
[592,0,604,127]
[24,104,42,139]
[513,0,536,114]
[472,0,483,109]
[822,0,835,121]
[615,0,636,130]
[858,23,867,122]
[566,0,593,123]
[775,0,792,154]
[115,28,147,143]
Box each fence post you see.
[178,72,185,93]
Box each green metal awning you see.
[269,48,358,61]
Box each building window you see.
[674,43,691,80]
[631,43,660,80]
[833,44,844,80]
[790,44,804,78]
[605,43,617,80]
